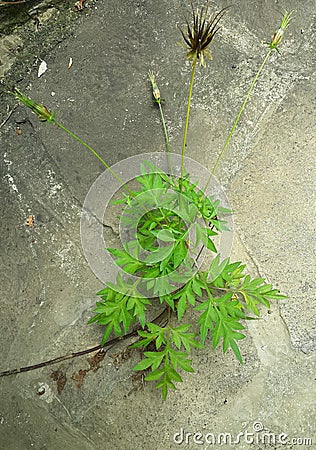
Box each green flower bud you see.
[10,88,55,123]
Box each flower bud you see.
[11,88,54,123]
[148,71,161,103]
[269,10,294,52]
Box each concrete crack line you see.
[35,140,119,237]
[52,392,72,419]
[75,427,97,448]
[31,195,66,229]
[82,205,118,236]
[37,138,90,211]
[234,231,264,279]
[0,184,47,342]
[277,308,294,345]
[28,250,46,332]
[236,233,297,350]
[234,234,314,357]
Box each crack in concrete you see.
[81,205,118,236]
[234,231,264,279]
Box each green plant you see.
[11,4,292,399]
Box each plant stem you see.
[0,307,169,378]
[158,102,173,175]
[54,120,133,195]
[181,58,197,176]
[201,277,215,302]
[203,49,273,192]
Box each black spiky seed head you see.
[178,2,229,66]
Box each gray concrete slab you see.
[0,0,315,449]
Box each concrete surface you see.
[0,0,315,449]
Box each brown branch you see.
[0,333,135,378]
[0,308,168,378]
[0,1,27,4]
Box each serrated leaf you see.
[145,245,173,264]
[207,255,229,283]
[144,368,165,381]
[231,331,246,340]
[126,295,150,328]
[146,322,163,333]
[229,339,243,364]
[87,315,99,324]
[130,337,152,348]
[177,292,188,321]
[133,357,154,371]
[212,320,224,349]
[195,223,203,246]
[195,224,217,253]
[171,325,203,351]
[156,329,167,349]
[168,366,183,382]
[146,351,165,370]
[169,350,194,372]
[173,239,187,268]
[156,229,175,242]
[196,296,218,344]
[192,276,204,297]
[101,324,113,346]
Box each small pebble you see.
[37,385,45,396]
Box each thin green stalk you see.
[203,49,272,193]
[10,88,133,194]
[51,121,171,226]
[148,72,173,176]
[201,277,215,304]
[158,101,173,176]
[54,120,133,195]
[54,121,168,224]
[181,58,197,176]
[157,102,171,155]
[52,122,170,225]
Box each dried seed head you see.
[178,2,229,66]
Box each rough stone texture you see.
[0,0,315,449]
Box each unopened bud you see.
[268,10,294,52]
[148,71,161,103]
[10,88,54,123]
